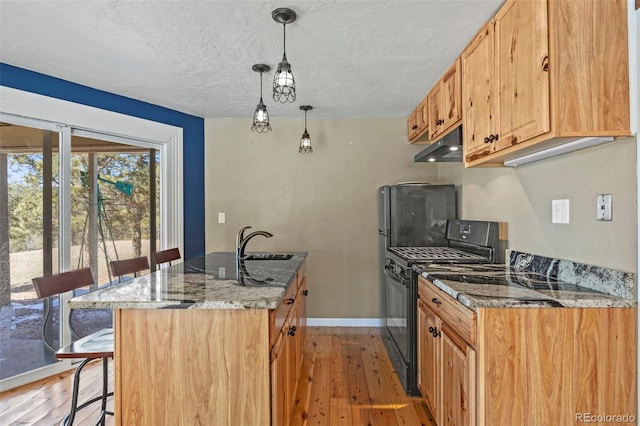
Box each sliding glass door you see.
[0,119,66,382]
[0,117,162,388]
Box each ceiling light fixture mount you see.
[251,63,272,133]
[272,7,297,104]
[299,105,313,154]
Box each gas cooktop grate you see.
[388,246,488,261]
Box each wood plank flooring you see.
[0,327,435,426]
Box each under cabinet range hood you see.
[413,126,463,162]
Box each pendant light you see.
[272,8,296,103]
[299,105,313,154]
[251,64,271,133]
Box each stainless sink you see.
[243,253,293,261]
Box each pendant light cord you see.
[259,71,263,100]
[304,109,307,131]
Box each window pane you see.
[0,123,61,379]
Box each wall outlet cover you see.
[552,199,570,224]
[596,194,612,221]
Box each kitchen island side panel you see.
[114,308,271,425]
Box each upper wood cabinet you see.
[428,59,462,142]
[462,23,497,161]
[463,0,630,167]
[408,95,429,143]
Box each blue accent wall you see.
[0,63,205,260]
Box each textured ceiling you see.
[0,0,503,119]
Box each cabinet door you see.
[427,84,442,140]
[494,0,549,150]
[408,97,430,143]
[440,59,462,133]
[462,22,497,163]
[286,312,299,410]
[441,328,476,426]
[297,277,307,370]
[417,299,441,423]
[408,110,420,141]
[271,332,288,426]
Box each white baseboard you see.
[307,318,383,327]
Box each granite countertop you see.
[68,252,307,310]
[414,263,637,310]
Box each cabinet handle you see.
[484,137,490,144]
[285,298,295,305]
[494,134,499,140]
[303,289,309,296]
[428,326,441,338]
[288,325,297,336]
[411,125,418,130]
[431,297,442,306]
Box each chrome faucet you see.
[235,226,273,278]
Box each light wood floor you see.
[0,327,435,426]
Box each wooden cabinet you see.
[417,299,441,423]
[461,23,497,160]
[270,264,307,426]
[493,0,550,151]
[270,331,288,426]
[408,95,429,143]
[418,280,475,425]
[416,276,637,426]
[462,0,630,167]
[428,59,462,142]
[441,325,475,426]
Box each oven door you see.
[383,259,420,396]
[384,260,409,361]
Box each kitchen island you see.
[69,252,308,426]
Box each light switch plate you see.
[552,199,570,224]
[596,194,612,221]
[218,212,225,223]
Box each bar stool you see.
[32,268,114,426]
[153,247,181,268]
[109,256,150,283]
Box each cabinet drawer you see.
[418,277,476,346]
[270,282,298,347]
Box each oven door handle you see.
[385,266,409,287]
[384,266,402,284]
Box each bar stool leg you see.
[62,357,92,426]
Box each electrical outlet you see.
[596,194,612,221]
[552,199,570,224]
[218,212,225,223]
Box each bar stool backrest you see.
[153,247,181,267]
[32,267,94,299]
[110,256,150,282]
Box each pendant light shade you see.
[299,105,313,154]
[251,64,271,133]
[272,8,296,103]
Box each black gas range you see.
[382,219,500,396]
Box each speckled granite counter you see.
[414,252,636,310]
[68,251,307,310]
